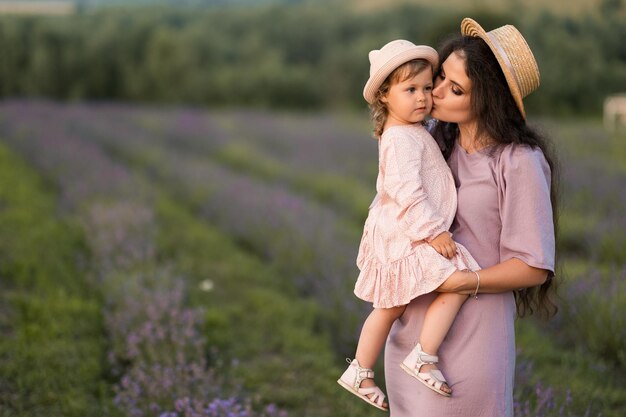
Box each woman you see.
[384,18,557,416]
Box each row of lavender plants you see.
[1,100,621,416]
[114,105,378,184]
[73,104,376,221]
[54,102,369,354]
[0,101,286,417]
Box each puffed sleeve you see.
[498,145,555,275]
[382,133,448,242]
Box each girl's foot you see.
[400,343,452,397]
[417,363,452,394]
[337,358,389,411]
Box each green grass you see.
[0,144,113,417]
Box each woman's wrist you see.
[460,270,476,294]
[471,270,480,299]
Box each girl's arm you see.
[383,133,448,242]
[437,258,549,294]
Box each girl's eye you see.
[407,87,416,93]
[425,86,433,92]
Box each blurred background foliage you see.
[0,1,625,417]
[0,0,624,115]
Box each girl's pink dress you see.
[354,124,478,308]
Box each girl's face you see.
[382,67,433,129]
[431,52,474,125]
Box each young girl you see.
[337,40,481,410]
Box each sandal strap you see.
[417,351,439,364]
[358,386,386,407]
[347,358,375,389]
[419,369,447,390]
[357,368,375,379]
[414,343,438,365]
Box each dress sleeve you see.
[498,146,555,275]
[382,133,448,242]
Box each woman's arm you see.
[437,258,549,294]
[441,148,555,295]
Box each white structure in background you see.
[0,1,75,15]
[604,94,626,132]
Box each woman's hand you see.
[428,232,457,259]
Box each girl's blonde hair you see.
[369,58,433,138]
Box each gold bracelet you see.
[472,270,480,299]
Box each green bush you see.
[0,3,623,114]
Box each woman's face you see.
[431,51,474,125]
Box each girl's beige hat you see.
[363,40,438,104]
[461,17,540,119]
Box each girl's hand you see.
[428,232,457,259]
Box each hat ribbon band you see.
[486,32,521,92]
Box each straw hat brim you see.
[363,47,438,104]
[461,18,529,119]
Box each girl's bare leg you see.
[355,305,406,394]
[419,271,470,393]
[420,293,468,352]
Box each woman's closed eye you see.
[436,72,463,95]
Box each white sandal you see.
[337,358,388,411]
[400,343,451,397]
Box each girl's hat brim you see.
[461,17,540,119]
[363,42,438,104]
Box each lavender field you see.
[0,100,624,417]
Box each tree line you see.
[0,2,624,115]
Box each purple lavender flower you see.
[0,100,287,417]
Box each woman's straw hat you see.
[461,17,540,119]
[363,40,438,104]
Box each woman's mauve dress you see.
[384,142,555,417]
